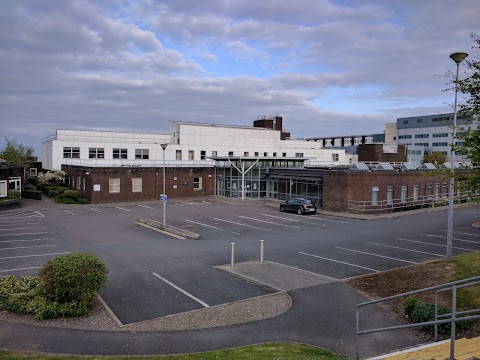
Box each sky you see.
[1,0,479,156]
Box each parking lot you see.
[1,200,480,325]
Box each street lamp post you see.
[447,52,468,261]
[161,143,168,227]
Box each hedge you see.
[21,190,42,200]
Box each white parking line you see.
[368,242,444,257]
[0,244,58,251]
[452,231,480,237]
[396,238,474,252]
[0,215,42,222]
[152,272,209,308]
[0,222,41,227]
[64,210,75,215]
[0,238,54,243]
[0,211,32,218]
[336,247,418,264]
[0,228,25,231]
[0,252,70,260]
[138,205,155,209]
[35,211,44,218]
[115,207,130,212]
[212,218,272,231]
[262,214,327,226]
[420,234,480,244]
[185,220,223,230]
[90,208,102,212]
[298,251,379,272]
[0,232,48,237]
[238,215,300,229]
[231,231,241,235]
[0,266,41,273]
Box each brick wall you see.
[323,171,451,212]
[357,144,407,162]
[62,165,214,203]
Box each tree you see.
[423,152,447,165]
[449,33,480,192]
[0,138,36,166]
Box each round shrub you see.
[410,302,473,334]
[24,184,36,191]
[22,190,42,200]
[38,253,108,304]
[7,189,21,199]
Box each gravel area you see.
[0,292,291,332]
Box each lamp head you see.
[450,52,468,64]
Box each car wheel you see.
[297,207,303,215]
[280,206,285,212]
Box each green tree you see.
[423,152,447,165]
[0,138,36,166]
[450,33,480,192]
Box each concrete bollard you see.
[260,240,264,264]
[230,242,235,267]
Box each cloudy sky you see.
[1,0,479,155]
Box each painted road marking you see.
[0,252,70,260]
[238,215,300,229]
[451,231,480,237]
[115,207,130,212]
[231,231,241,235]
[138,205,155,209]
[0,211,33,218]
[336,246,418,264]
[0,232,48,237]
[152,272,209,308]
[35,211,44,218]
[262,214,326,226]
[0,223,41,227]
[298,251,379,272]
[368,242,444,257]
[0,244,58,251]
[420,233,480,244]
[90,208,102,212]
[64,210,75,215]
[0,266,41,273]
[0,215,42,222]
[0,228,26,231]
[212,218,272,231]
[0,238,54,243]
[185,220,223,230]
[396,238,475,252]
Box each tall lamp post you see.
[161,143,168,227]
[446,52,468,261]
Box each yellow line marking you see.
[134,221,186,240]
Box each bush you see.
[55,196,76,204]
[7,189,21,199]
[46,186,69,197]
[410,302,473,334]
[403,296,418,318]
[76,197,90,204]
[24,184,36,191]
[21,190,42,200]
[0,275,38,314]
[55,189,89,204]
[38,253,108,305]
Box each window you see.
[254,152,259,156]
[200,150,206,160]
[0,180,7,198]
[135,149,149,159]
[387,186,393,205]
[113,148,127,159]
[194,177,202,190]
[403,120,408,125]
[415,143,429,146]
[428,184,433,199]
[295,153,304,158]
[413,185,419,202]
[229,151,234,156]
[432,142,448,147]
[63,147,80,159]
[89,148,105,159]
[401,185,408,203]
[188,150,194,160]
[273,152,277,157]
[264,152,268,157]
[176,150,182,160]
[132,178,142,192]
[443,183,448,195]
[399,135,412,139]
[29,168,38,177]
[417,118,423,123]
[332,153,339,161]
[212,150,217,157]
[372,187,379,206]
[433,133,448,138]
[109,178,120,193]
[76,176,81,190]
[435,183,440,197]
[415,134,429,138]
[244,152,249,157]
[282,153,287,157]
[432,116,450,122]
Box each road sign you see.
[160,194,168,201]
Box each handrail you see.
[355,275,480,360]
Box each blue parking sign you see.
[160,194,168,201]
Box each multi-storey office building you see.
[396,113,476,162]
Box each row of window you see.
[371,183,451,205]
[399,133,451,141]
[63,147,150,160]
[107,177,203,193]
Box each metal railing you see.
[355,275,480,360]
[348,191,480,213]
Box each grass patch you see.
[454,252,480,309]
[0,344,348,360]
